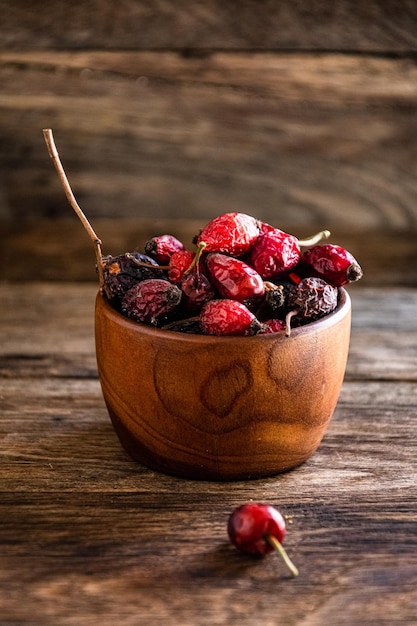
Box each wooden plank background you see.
[0,1,416,280]
[2,0,417,51]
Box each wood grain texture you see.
[1,282,416,625]
[1,218,416,286]
[1,0,417,51]
[94,289,351,479]
[0,51,416,227]
[2,4,416,618]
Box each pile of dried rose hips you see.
[100,212,362,336]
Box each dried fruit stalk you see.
[42,128,105,290]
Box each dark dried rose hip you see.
[121,278,182,326]
[196,212,260,256]
[101,252,165,302]
[285,276,338,335]
[179,271,215,314]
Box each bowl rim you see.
[96,287,351,345]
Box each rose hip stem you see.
[266,534,299,577]
[285,310,297,337]
[42,128,105,290]
[183,241,207,275]
[298,229,331,247]
[127,241,208,274]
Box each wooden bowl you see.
[95,289,351,480]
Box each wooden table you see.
[1,279,416,625]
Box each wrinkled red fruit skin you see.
[144,234,184,264]
[206,253,265,301]
[227,504,286,556]
[260,318,286,334]
[179,272,215,314]
[298,244,363,287]
[121,279,182,326]
[199,299,264,336]
[248,229,301,279]
[197,212,260,256]
[168,250,195,284]
[258,220,277,235]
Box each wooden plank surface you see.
[2,0,417,51]
[1,282,416,625]
[2,6,416,621]
[1,218,417,286]
[1,50,416,226]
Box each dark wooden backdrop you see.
[1,1,416,284]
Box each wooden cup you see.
[95,289,351,480]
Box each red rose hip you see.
[227,503,299,576]
[299,243,363,287]
[206,253,265,301]
[144,234,184,264]
[168,250,196,284]
[248,228,301,279]
[199,299,265,336]
[196,212,260,256]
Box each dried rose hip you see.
[206,253,265,302]
[257,220,276,235]
[168,250,196,284]
[247,228,301,279]
[144,234,185,264]
[298,243,363,287]
[121,278,182,326]
[245,281,288,320]
[199,299,265,336]
[285,276,338,336]
[161,318,203,334]
[196,212,260,256]
[179,271,215,314]
[99,209,359,335]
[259,318,287,334]
[101,252,165,303]
[227,503,299,576]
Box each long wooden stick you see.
[42,128,104,289]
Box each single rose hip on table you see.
[227,503,299,577]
